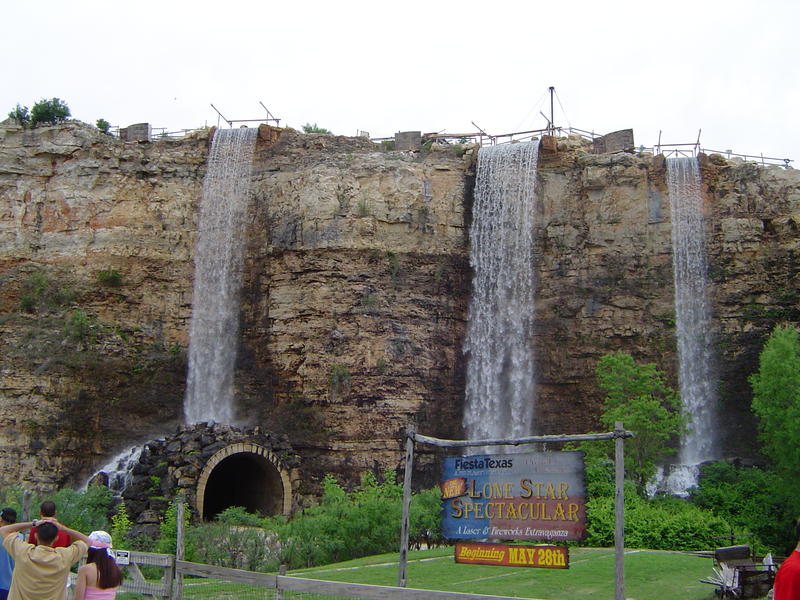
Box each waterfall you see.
[184,128,258,425]
[463,141,540,446]
[664,156,719,494]
[82,445,143,493]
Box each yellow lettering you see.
[520,479,533,498]
[558,482,569,500]
[567,503,579,521]
[468,480,481,498]
[544,482,557,499]
[503,482,514,498]
[481,482,500,499]
[450,498,463,518]
[526,548,536,564]
[506,502,518,520]
[508,547,523,564]
[553,503,566,520]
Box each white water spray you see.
[463,141,540,446]
[184,128,258,425]
[82,445,143,493]
[664,156,719,494]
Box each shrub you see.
[30,97,71,127]
[386,251,400,282]
[155,500,193,558]
[96,118,111,134]
[64,309,94,343]
[96,269,123,287]
[329,365,351,398]
[186,521,280,571]
[268,470,437,569]
[8,104,30,127]
[110,501,133,545]
[690,461,795,554]
[585,491,730,551]
[301,123,332,134]
[216,506,265,528]
[408,487,444,548]
[0,487,113,533]
[20,270,74,313]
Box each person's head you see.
[87,531,123,589]
[39,500,57,518]
[0,507,16,525]
[35,521,59,546]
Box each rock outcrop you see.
[1,120,798,511]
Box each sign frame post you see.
[397,425,632,599]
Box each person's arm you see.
[0,521,32,540]
[73,564,90,600]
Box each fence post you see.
[21,490,32,521]
[614,421,625,600]
[173,498,185,600]
[397,426,416,587]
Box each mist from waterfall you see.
[463,141,540,447]
[184,127,258,425]
[664,156,719,494]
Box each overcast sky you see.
[3,0,798,161]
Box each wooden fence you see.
[69,553,529,600]
[175,559,528,600]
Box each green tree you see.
[302,123,332,134]
[96,118,111,134]
[155,499,193,558]
[30,97,71,127]
[110,500,133,545]
[595,352,684,492]
[749,325,800,479]
[8,104,30,127]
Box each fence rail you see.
[640,143,793,167]
[176,560,527,600]
[102,120,793,167]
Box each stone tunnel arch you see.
[196,443,292,521]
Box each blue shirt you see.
[0,534,18,591]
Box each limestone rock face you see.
[1,120,798,507]
[0,120,206,489]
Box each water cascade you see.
[83,445,143,493]
[463,141,540,445]
[664,156,719,494]
[184,128,258,425]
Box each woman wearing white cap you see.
[73,531,123,600]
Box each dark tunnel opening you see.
[202,452,284,521]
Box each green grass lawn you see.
[118,546,765,600]
[291,546,725,600]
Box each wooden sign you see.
[441,451,586,541]
[455,542,569,569]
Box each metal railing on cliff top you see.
[108,120,793,169]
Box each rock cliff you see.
[0,120,797,506]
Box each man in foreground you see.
[0,517,92,600]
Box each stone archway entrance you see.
[196,443,292,521]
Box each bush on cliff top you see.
[6,98,71,128]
